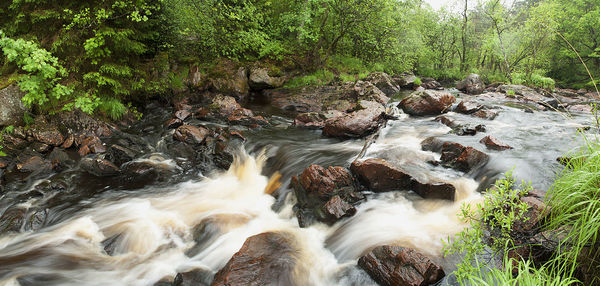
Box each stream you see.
[0,89,593,286]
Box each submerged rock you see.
[322,101,385,139]
[291,164,362,227]
[399,90,455,116]
[358,245,445,286]
[456,74,485,95]
[212,232,297,286]
[480,135,513,151]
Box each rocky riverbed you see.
[0,70,597,285]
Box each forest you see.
[0,0,600,286]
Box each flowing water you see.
[0,92,594,285]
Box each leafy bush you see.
[413,77,422,86]
[513,72,555,90]
[284,69,335,88]
[98,98,127,120]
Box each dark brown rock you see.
[32,127,64,146]
[350,158,413,192]
[455,101,483,114]
[434,116,458,128]
[322,195,357,220]
[456,74,485,95]
[399,90,456,116]
[174,110,192,121]
[322,101,385,139]
[480,135,513,151]
[472,109,499,120]
[61,134,74,149]
[358,245,445,286]
[440,142,489,172]
[107,145,137,166]
[80,157,120,177]
[173,269,210,286]
[79,136,106,154]
[16,156,52,173]
[30,142,51,153]
[174,125,210,145]
[293,112,326,129]
[421,137,445,153]
[164,118,183,129]
[211,232,297,286]
[413,182,456,201]
[0,84,27,127]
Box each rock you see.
[80,157,120,177]
[472,108,499,120]
[291,165,362,227]
[434,116,458,129]
[498,85,545,102]
[197,95,266,127]
[351,159,413,192]
[455,101,483,114]
[164,118,183,129]
[421,78,442,90]
[554,88,579,98]
[61,134,74,149]
[515,190,549,232]
[421,137,445,153]
[51,110,114,139]
[30,142,51,153]
[173,269,210,286]
[567,104,593,113]
[364,72,400,97]
[480,135,513,151]
[209,66,249,101]
[293,112,327,129]
[0,207,25,234]
[399,90,455,116]
[47,148,72,169]
[174,110,192,121]
[78,136,106,155]
[174,125,210,145]
[439,142,489,172]
[0,84,27,127]
[412,182,456,201]
[107,145,138,166]
[173,97,193,112]
[249,67,285,90]
[456,74,485,95]
[394,74,418,88]
[358,245,445,286]
[0,157,9,169]
[212,232,297,286]
[31,126,64,146]
[354,80,390,104]
[16,156,52,173]
[322,101,385,139]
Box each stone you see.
[472,109,499,120]
[399,90,456,116]
[209,66,249,101]
[174,110,192,121]
[30,142,51,153]
[456,74,485,95]
[80,157,120,177]
[421,137,445,153]
[498,85,545,102]
[434,116,458,129]
[16,156,52,173]
[293,112,327,129]
[174,125,210,145]
[322,101,385,139]
[364,72,400,97]
[249,67,285,90]
[173,269,210,286]
[412,182,456,201]
[439,142,489,172]
[358,245,445,286]
[322,195,357,221]
[31,126,64,146]
[350,158,413,192]
[455,101,483,114]
[354,80,390,104]
[480,135,513,151]
[107,145,138,166]
[421,78,442,90]
[79,136,106,154]
[61,134,74,149]
[394,74,418,88]
[164,118,183,129]
[211,232,297,286]
[0,84,27,127]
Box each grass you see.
[98,97,127,120]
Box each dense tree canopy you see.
[0,0,598,117]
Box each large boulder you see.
[291,164,362,227]
[80,157,120,177]
[0,84,27,127]
[498,85,544,102]
[353,81,390,104]
[322,101,385,139]
[30,126,64,146]
[399,90,455,116]
[211,232,297,286]
[455,101,483,114]
[439,142,489,172]
[249,67,285,90]
[174,125,210,145]
[364,72,400,97]
[394,74,418,88]
[479,135,513,151]
[197,95,268,127]
[209,66,249,101]
[351,158,455,200]
[358,245,445,286]
[421,78,442,90]
[456,74,485,95]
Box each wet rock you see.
[358,245,445,286]
[48,148,73,169]
[413,182,456,201]
[354,80,390,104]
[51,110,114,139]
[439,142,489,172]
[455,101,483,114]
[434,116,458,129]
[364,72,400,97]
[567,104,593,113]
[454,124,486,136]
[164,118,183,129]
[456,74,485,95]
[174,110,192,121]
[472,108,499,120]
[227,114,268,127]
[212,232,297,286]
[249,67,285,90]
[208,66,249,101]
[61,134,74,149]
[0,157,9,169]
[515,189,549,232]
[197,94,266,127]
[30,142,51,153]
[107,145,138,166]
[78,136,106,156]
[480,135,513,151]
[173,269,210,286]
[322,100,385,139]
[350,158,413,192]
[31,126,64,146]
[421,137,445,153]
[293,112,326,129]
[0,207,25,234]
[80,157,120,177]
[498,85,545,102]
[173,97,193,112]
[16,156,52,173]
[399,90,455,116]
[0,84,27,127]
[554,88,579,98]
[291,165,362,227]
[174,125,210,145]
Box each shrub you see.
[98,98,127,120]
[413,77,422,86]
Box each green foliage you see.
[23,113,34,126]
[506,89,516,97]
[513,72,556,90]
[284,69,335,88]
[413,77,422,86]
[98,97,127,120]
[443,171,532,282]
